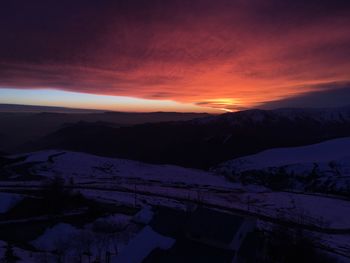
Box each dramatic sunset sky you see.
[0,0,349,112]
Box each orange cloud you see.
[0,0,349,111]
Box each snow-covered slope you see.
[196,106,350,125]
[214,137,350,194]
[216,137,350,173]
[8,150,230,187]
[31,223,80,251]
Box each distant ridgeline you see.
[22,106,350,169]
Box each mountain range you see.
[16,106,350,169]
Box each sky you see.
[0,0,349,112]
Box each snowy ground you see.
[115,226,175,263]
[0,192,23,213]
[0,212,141,263]
[10,150,231,188]
[214,137,350,195]
[75,183,350,229]
[215,137,350,173]
[0,240,49,263]
[1,149,350,260]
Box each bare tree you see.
[1,243,19,263]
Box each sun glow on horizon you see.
[0,1,349,112]
[197,98,242,112]
[0,88,224,113]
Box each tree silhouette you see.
[1,243,19,263]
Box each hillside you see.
[1,150,350,261]
[4,150,228,188]
[25,106,350,169]
[0,109,209,153]
[214,137,350,195]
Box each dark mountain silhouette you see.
[0,107,210,153]
[24,107,350,169]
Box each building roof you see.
[236,231,261,263]
[143,238,235,263]
[149,206,188,238]
[142,206,253,263]
[116,226,175,263]
[186,207,244,244]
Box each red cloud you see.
[0,0,349,110]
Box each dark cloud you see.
[261,82,350,109]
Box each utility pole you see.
[134,184,137,208]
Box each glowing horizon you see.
[0,88,224,113]
[0,0,349,112]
